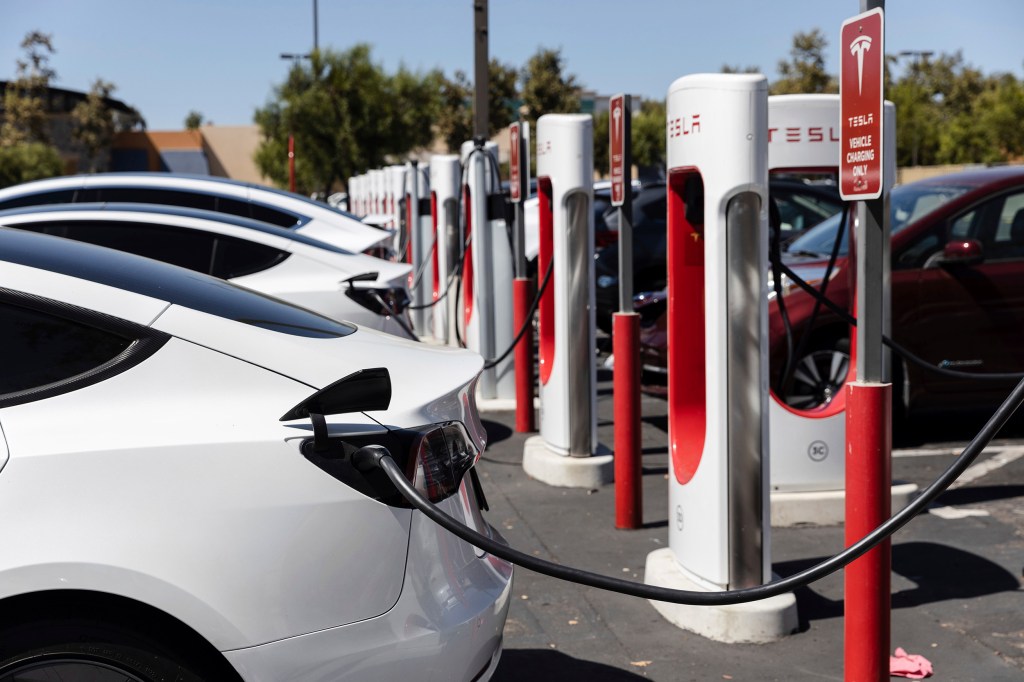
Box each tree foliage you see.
[433,59,519,153]
[0,142,63,188]
[71,79,117,172]
[520,48,581,130]
[1,31,57,146]
[184,111,204,130]
[772,29,837,95]
[254,45,439,195]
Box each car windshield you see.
[785,182,973,257]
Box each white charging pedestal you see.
[386,165,406,256]
[766,95,915,526]
[521,114,612,489]
[404,162,432,335]
[429,155,461,345]
[459,140,515,408]
[643,74,797,643]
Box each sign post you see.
[510,121,535,433]
[610,94,642,529]
[841,4,891,681]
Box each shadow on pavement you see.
[776,541,1019,627]
[937,484,1024,506]
[492,650,649,681]
[482,419,514,446]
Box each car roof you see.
[0,202,355,255]
[0,172,364,222]
[0,227,355,338]
[908,165,1024,189]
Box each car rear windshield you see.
[0,228,355,339]
[786,183,973,257]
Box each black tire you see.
[0,619,210,682]
[781,337,850,410]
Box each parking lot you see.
[480,360,1024,681]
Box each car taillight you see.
[300,421,479,506]
[408,422,478,503]
[345,286,410,316]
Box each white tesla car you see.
[0,172,394,256]
[0,227,511,681]
[0,203,415,338]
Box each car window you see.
[964,190,1024,260]
[0,228,355,339]
[212,236,289,279]
[772,189,843,234]
[788,182,973,257]
[0,189,77,210]
[33,221,217,274]
[97,187,217,211]
[249,201,304,228]
[0,300,132,397]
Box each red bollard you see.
[844,381,892,682]
[513,277,535,433]
[613,311,642,529]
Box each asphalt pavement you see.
[476,363,1024,681]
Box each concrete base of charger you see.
[644,548,799,643]
[770,481,919,527]
[522,436,614,488]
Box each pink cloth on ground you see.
[889,647,933,679]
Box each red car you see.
[637,166,1024,419]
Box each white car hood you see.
[292,245,411,290]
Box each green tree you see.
[0,31,63,187]
[520,48,581,129]
[71,79,117,172]
[771,29,837,95]
[433,59,520,152]
[184,110,204,130]
[0,142,63,188]
[633,99,667,171]
[1,31,56,146]
[254,45,440,196]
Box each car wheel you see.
[0,620,209,682]
[782,339,850,410]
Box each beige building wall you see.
[200,125,270,186]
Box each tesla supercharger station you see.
[404,161,432,334]
[766,95,914,527]
[429,155,461,344]
[643,74,797,643]
[521,114,613,488]
[386,165,406,254]
[369,169,385,217]
[458,140,514,405]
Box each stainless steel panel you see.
[566,192,593,457]
[726,191,764,588]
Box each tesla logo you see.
[612,102,622,148]
[768,126,840,143]
[667,114,701,139]
[808,441,829,462]
[850,34,873,95]
[675,505,684,531]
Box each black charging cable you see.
[482,256,552,370]
[355,368,1024,605]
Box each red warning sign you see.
[610,94,626,207]
[509,122,521,203]
[839,8,884,200]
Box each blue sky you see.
[2,0,1022,130]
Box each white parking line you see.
[947,446,1024,490]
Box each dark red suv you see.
[636,166,1024,419]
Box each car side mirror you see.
[936,238,984,267]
